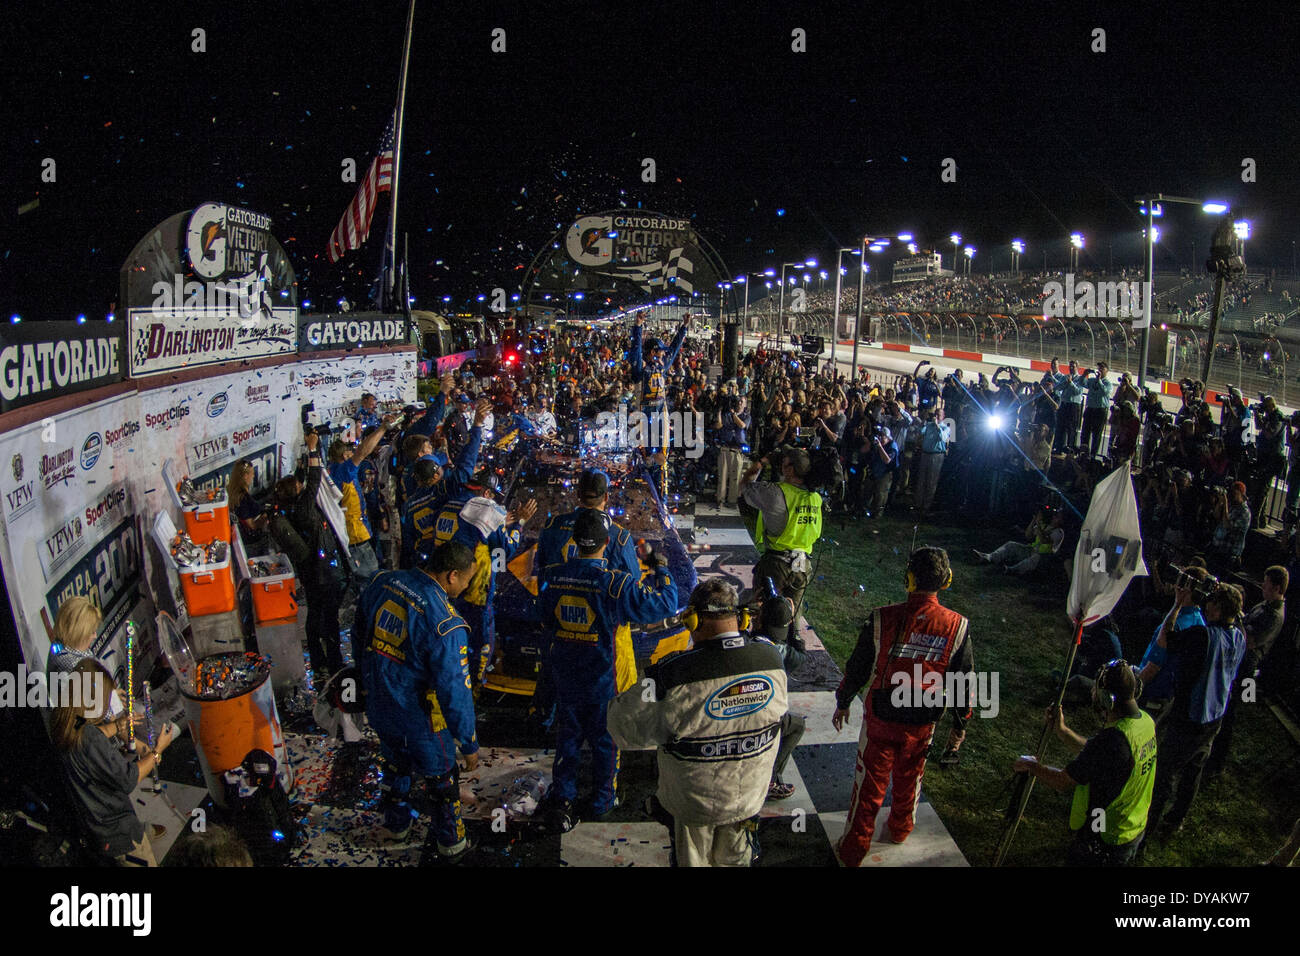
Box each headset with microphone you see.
[904,546,953,593]
[1091,658,1143,716]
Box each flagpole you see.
[386,0,416,312]
[992,616,1085,866]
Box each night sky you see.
[3,0,1298,320]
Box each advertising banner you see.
[0,347,415,675]
[120,202,299,377]
[298,311,409,352]
[0,391,144,677]
[0,321,125,413]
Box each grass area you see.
[803,508,1300,867]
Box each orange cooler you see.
[180,554,236,616]
[247,554,298,623]
[182,500,231,546]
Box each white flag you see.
[1067,465,1148,625]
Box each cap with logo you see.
[572,509,609,551]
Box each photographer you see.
[1108,401,1141,463]
[1208,482,1251,572]
[1050,358,1083,452]
[1285,411,1300,522]
[1148,582,1246,842]
[1251,395,1286,528]
[713,386,751,507]
[974,502,1065,576]
[744,584,807,800]
[1080,362,1114,459]
[740,447,823,642]
[1220,387,1254,476]
[864,423,900,519]
[274,431,350,683]
[914,403,951,516]
[917,365,941,410]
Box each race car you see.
[482,440,698,697]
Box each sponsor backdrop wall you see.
[0,347,416,688]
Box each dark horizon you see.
[4,0,1298,319]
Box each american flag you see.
[327,114,395,263]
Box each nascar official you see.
[607,581,788,867]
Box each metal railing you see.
[849,310,1294,407]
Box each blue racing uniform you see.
[629,322,687,410]
[537,507,641,588]
[533,507,644,728]
[357,569,478,851]
[400,425,482,568]
[432,494,526,683]
[541,556,678,813]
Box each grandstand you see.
[738,272,1300,405]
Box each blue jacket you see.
[537,507,640,589]
[431,493,525,607]
[400,426,482,566]
[918,378,940,408]
[357,570,479,768]
[1139,606,1204,701]
[542,557,678,700]
[406,391,449,438]
[629,322,687,406]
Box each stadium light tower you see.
[1011,240,1025,275]
[963,246,976,276]
[735,268,775,351]
[949,233,962,273]
[778,258,817,350]
[1234,219,1251,258]
[830,246,860,376]
[1133,194,1229,396]
[853,234,895,378]
[1068,233,1085,272]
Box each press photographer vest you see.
[756,483,822,554]
[1069,711,1157,846]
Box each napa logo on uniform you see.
[79,432,103,471]
[206,391,229,418]
[705,674,774,719]
[346,370,366,389]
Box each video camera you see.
[1170,566,1218,601]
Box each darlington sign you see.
[298,312,408,351]
[0,324,124,413]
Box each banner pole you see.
[992,615,1085,866]
[386,0,416,310]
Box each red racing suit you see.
[835,592,972,866]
